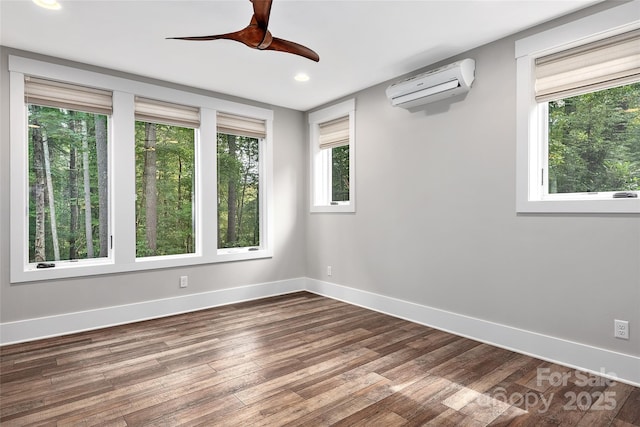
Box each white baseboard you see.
[0,277,305,346]
[2,276,638,387]
[305,278,640,388]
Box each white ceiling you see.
[1,0,601,111]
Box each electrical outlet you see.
[614,320,629,340]
[180,276,188,288]
[327,266,332,277]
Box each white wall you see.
[0,47,307,323]
[306,6,640,359]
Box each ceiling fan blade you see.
[251,0,273,30]
[266,37,320,62]
[168,25,265,48]
[168,33,239,42]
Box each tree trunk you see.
[69,146,79,260]
[95,115,108,257]
[177,156,182,211]
[42,131,60,261]
[253,189,259,245]
[237,147,249,240]
[144,122,158,254]
[226,135,238,245]
[31,124,47,262]
[81,119,94,258]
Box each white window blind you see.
[135,97,200,128]
[24,76,113,115]
[318,116,349,150]
[535,29,640,102]
[217,112,266,139]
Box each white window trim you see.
[9,56,273,283]
[309,98,356,213]
[515,1,640,214]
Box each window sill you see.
[12,250,273,284]
[216,247,273,263]
[310,203,355,213]
[517,198,640,214]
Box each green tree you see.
[135,122,195,257]
[332,145,349,202]
[28,105,108,263]
[548,82,640,193]
[217,133,260,249]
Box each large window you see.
[216,112,266,252]
[25,78,111,265]
[515,2,640,213]
[309,99,356,213]
[217,133,260,249]
[10,56,273,282]
[28,105,110,263]
[134,98,198,258]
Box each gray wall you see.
[1,2,638,359]
[306,6,639,357]
[0,47,307,322]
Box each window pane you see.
[548,82,640,194]
[135,122,195,257]
[217,133,260,249]
[332,145,350,202]
[27,105,109,263]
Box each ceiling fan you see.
[168,0,319,62]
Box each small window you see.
[515,4,640,213]
[309,99,356,212]
[25,77,112,264]
[217,112,266,252]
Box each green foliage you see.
[27,108,263,261]
[217,133,260,249]
[548,82,640,193]
[331,145,350,202]
[135,122,195,257]
[28,105,108,262]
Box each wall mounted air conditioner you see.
[386,58,475,109]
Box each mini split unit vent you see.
[386,58,475,109]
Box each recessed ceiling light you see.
[294,73,310,82]
[33,0,61,10]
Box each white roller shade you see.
[135,97,200,128]
[217,112,266,139]
[24,76,113,115]
[318,116,349,149]
[535,29,640,102]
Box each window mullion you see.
[111,91,136,264]
[199,108,217,258]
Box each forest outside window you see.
[515,4,640,213]
[25,77,112,265]
[309,99,356,213]
[134,98,198,258]
[217,113,265,253]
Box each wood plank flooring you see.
[1,292,638,426]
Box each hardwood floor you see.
[1,292,638,426]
